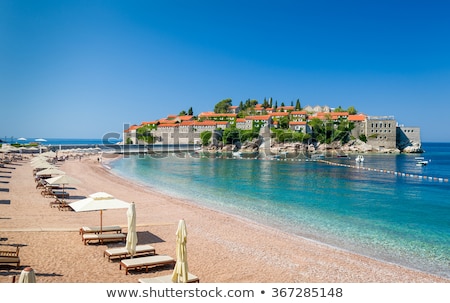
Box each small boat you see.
[415,157,429,166]
[355,155,364,163]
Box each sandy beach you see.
[0,154,448,283]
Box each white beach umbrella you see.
[30,158,48,165]
[32,162,55,170]
[35,138,47,142]
[41,151,57,157]
[126,202,138,256]
[45,174,79,185]
[171,219,189,283]
[69,192,130,233]
[45,175,80,201]
[35,167,65,176]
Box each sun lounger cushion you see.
[104,244,156,261]
[79,226,122,235]
[82,233,126,245]
[138,273,199,283]
[0,256,20,267]
[0,247,20,267]
[120,255,175,275]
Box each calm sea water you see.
[109,142,450,279]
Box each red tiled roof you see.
[178,115,194,121]
[246,115,271,121]
[291,111,307,115]
[124,125,140,132]
[289,121,307,125]
[270,112,289,117]
[158,123,179,128]
[348,114,366,121]
[180,121,195,126]
[141,121,159,125]
[158,119,174,124]
[194,121,217,126]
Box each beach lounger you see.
[82,233,126,245]
[138,273,199,283]
[0,246,20,268]
[52,190,69,199]
[119,255,175,275]
[104,244,156,261]
[79,225,122,235]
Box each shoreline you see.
[0,155,448,283]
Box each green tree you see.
[279,116,290,129]
[347,106,357,115]
[240,129,260,142]
[188,107,194,115]
[222,128,241,145]
[334,106,345,112]
[136,125,155,143]
[214,98,232,113]
[200,131,212,146]
[295,99,301,110]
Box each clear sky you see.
[1,0,449,142]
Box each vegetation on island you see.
[129,97,360,148]
[207,98,358,147]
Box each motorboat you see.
[415,157,429,166]
[355,155,364,163]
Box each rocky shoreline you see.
[201,139,424,158]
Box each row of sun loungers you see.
[76,225,199,281]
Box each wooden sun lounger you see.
[138,273,199,283]
[0,246,20,268]
[82,233,126,245]
[104,244,156,261]
[119,255,175,275]
[79,225,122,235]
[52,190,69,199]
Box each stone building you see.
[365,116,397,150]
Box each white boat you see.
[355,155,364,163]
[415,157,429,166]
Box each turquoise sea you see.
[109,142,450,279]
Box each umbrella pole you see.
[100,210,103,234]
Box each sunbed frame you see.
[119,255,175,275]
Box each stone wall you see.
[396,126,422,151]
[365,116,397,150]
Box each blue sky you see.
[1,0,449,142]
